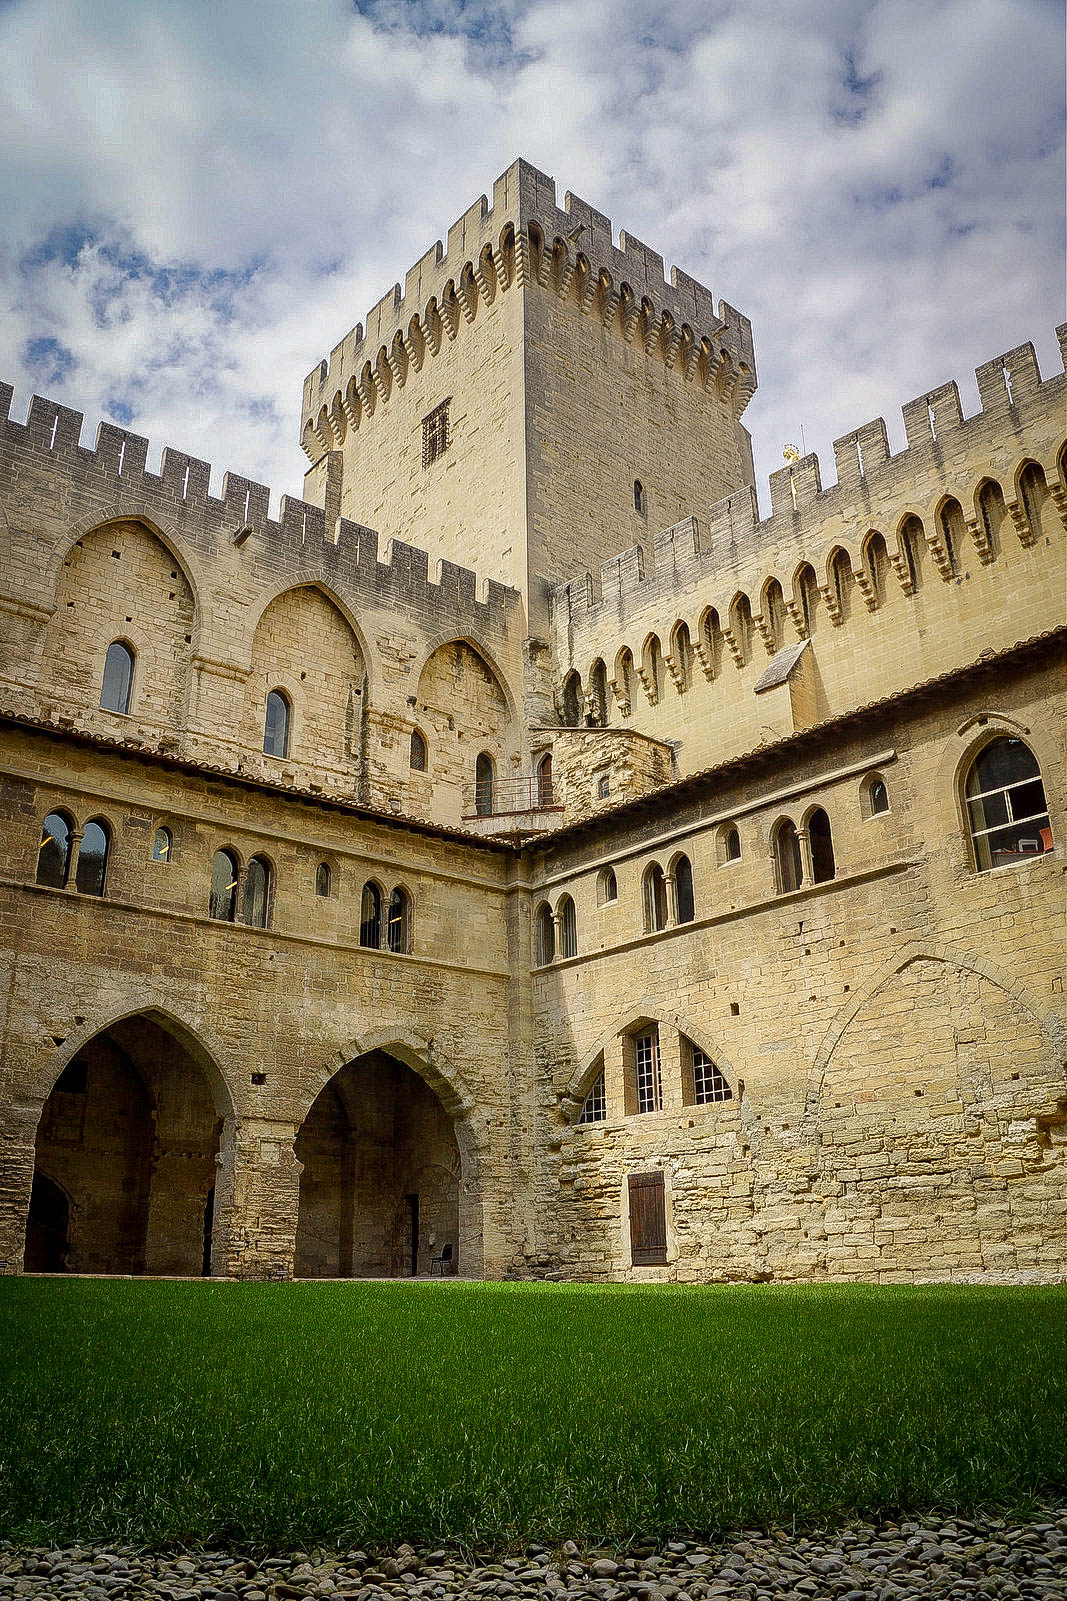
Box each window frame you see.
[263,689,292,759]
[577,1063,606,1125]
[359,880,383,949]
[37,811,74,889]
[209,848,240,922]
[75,818,111,897]
[242,855,272,928]
[963,737,1053,873]
[100,640,135,715]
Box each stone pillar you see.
[798,827,814,887]
[664,870,678,929]
[212,1117,303,1280]
[0,1134,36,1273]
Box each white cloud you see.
[0,0,1061,516]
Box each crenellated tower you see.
[299,159,757,634]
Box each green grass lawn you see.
[0,1279,1063,1550]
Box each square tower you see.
[300,159,757,634]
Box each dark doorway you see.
[24,1174,70,1272]
[202,1185,215,1278]
[407,1193,419,1277]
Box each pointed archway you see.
[294,1049,465,1278]
[26,1014,229,1276]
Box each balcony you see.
[461,775,564,840]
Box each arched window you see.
[643,863,668,932]
[209,849,239,921]
[688,1039,733,1105]
[976,480,1006,560]
[614,648,634,714]
[577,1062,606,1124]
[1018,462,1050,541]
[151,826,172,863]
[644,636,663,701]
[938,498,964,577]
[74,819,110,897]
[775,820,803,894]
[37,812,73,889]
[722,825,741,863]
[899,516,926,590]
[671,622,692,691]
[537,752,554,808]
[597,866,618,905]
[864,775,890,817]
[589,659,608,725]
[263,690,291,758]
[830,550,853,619]
[387,887,411,953]
[794,565,820,634]
[863,533,890,606]
[965,738,1053,872]
[359,881,383,948]
[557,895,578,959]
[808,808,835,883]
[100,641,134,714]
[315,861,332,897]
[633,479,646,514]
[762,581,785,650]
[409,728,427,772]
[535,902,555,966]
[242,856,271,927]
[729,595,753,664]
[562,672,582,726]
[475,753,495,816]
[673,854,695,923]
[700,608,724,675]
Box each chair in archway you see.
[430,1241,454,1276]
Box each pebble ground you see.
[2,1510,1064,1600]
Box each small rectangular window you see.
[628,1171,667,1265]
[422,399,451,468]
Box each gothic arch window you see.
[976,479,1006,560]
[589,659,608,725]
[1018,461,1050,541]
[670,622,692,692]
[535,902,555,966]
[964,737,1053,872]
[315,861,332,897]
[673,853,695,924]
[762,581,785,650]
[643,635,663,702]
[720,824,742,863]
[597,866,618,905]
[614,648,634,714]
[899,516,926,590]
[729,595,753,664]
[937,497,965,577]
[643,862,668,932]
[37,811,74,889]
[562,672,582,726]
[387,886,411,954]
[475,752,495,816]
[151,826,172,863]
[863,532,890,605]
[869,778,889,815]
[242,855,272,928]
[774,819,803,894]
[409,728,427,772]
[75,819,110,897]
[263,689,291,758]
[683,1037,733,1106]
[577,1059,606,1124]
[634,479,647,515]
[557,894,578,959]
[359,881,383,948]
[794,565,819,634]
[830,549,853,619]
[537,751,554,808]
[209,848,239,922]
[807,807,836,883]
[100,640,134,714]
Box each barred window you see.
[693,1046,732,1105]
[635,1029,662,1114]
[422,399,451,467]
[578,1066,606,1124]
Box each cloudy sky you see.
[1,0,1062,521]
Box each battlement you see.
[554,327,1067,641]
[0,383,520,636]
[299,158,756,460]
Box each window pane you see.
[387,889,409,953]
[315,862,331,897]
[693,1046,732,1105]
[263,691,290,757]
[152,827,172,862]
[475,754,494,816]
[968,738,1040,796]
[360,883,382,948]
[870,781,888,814]
[243,858,270,927]
[37,813,71,888]
[675,857,694,923]
[100,642,133,714]
[1009,779,1048,821]
[578,1068,606,1124]
[635,1031,661,1114]
[75,821,109,896]
[210,850,238,921]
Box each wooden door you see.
[628,1171,667,1265]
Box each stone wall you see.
[527,639,1066,1282]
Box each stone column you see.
[798,827,814,887]
[664,870,678,928]
[0,1134,36,1273]
[212,1117,303,1279]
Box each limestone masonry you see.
[0,157,1063,1283]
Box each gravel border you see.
[2,1509,1065,1600]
